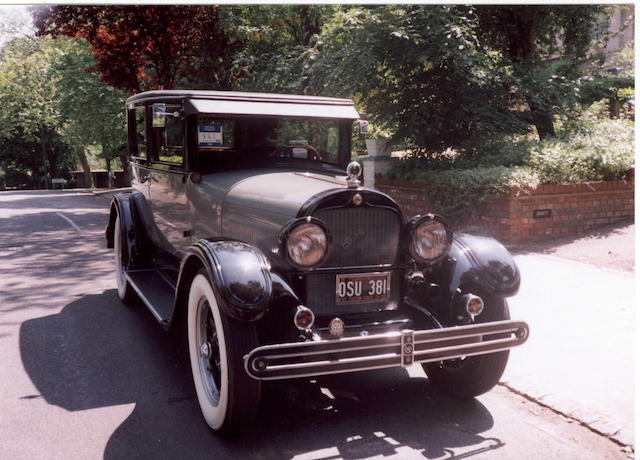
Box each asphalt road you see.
[0,190,632,459]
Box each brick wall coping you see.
[375,177,634,196]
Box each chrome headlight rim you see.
[279,217,331,270]
[408,214,452,264]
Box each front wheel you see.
[187,271,261,434]
[423,297,511,398]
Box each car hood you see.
[220,170,349,217]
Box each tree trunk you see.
[77,150,94,188]
[527,96,555,140]
[119,154,131,187]
[300,6,320,95]
[533,113,555,140]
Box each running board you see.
[125,269,176,327]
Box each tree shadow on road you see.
[20,290,503,459]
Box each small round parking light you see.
[462,294,484,317]
[294,305,315,330]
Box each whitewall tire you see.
[187,271,260,433]
[114,214,137,304]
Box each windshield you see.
[193,116,343,172]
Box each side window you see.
[147,104,184,169]
[153,105,183,164]
[135,107,147,158]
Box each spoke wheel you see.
[187,270,260,434]
[195,297,222,405]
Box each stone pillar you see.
[362,139,392,188]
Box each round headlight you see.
[285,221,328,268]
[409,215,452,263]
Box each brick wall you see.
[375,178,634,245]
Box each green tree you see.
[0,34,128,189]
[0,36,74,188]
[225,5,335,93]
[309,6,528,151]
[473,5,610,139]
[53,37,128,186]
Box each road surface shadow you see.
[21,290,502,459]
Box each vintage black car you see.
[106,90,529,434]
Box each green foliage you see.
[0,34,128,189]
[579,75,634,106]
[225,5,335,93]
[528,118,634,183]
[386,108,634,219]
[310,6,529,150]
[52,37,127,168]
[387,164,540,218]
[0,35,75,188]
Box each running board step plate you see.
[125,269,175,326]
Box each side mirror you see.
[358,112,368,135]
[152,103,180,127]
[152,103,166,127]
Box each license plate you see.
[336,272,391,304]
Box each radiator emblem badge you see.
[353,193,363,206]
[340,226,365,250]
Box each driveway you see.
[505,221,635,448]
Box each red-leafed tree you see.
[31,5,237,94]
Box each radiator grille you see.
[305,205,402,315]
[314,206,400,267]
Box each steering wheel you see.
[271,144,321,161]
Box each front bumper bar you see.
[244,319,529,380]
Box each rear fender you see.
[106,194,137,268]
[106,191,152,269]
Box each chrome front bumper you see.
[244,320,529,380]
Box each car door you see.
[147,105,191,256]
[129,105,151,202]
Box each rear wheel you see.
[187,271,261,434]
[113,214,137,304]
[423,297,510,398]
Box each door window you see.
[149,105,183,165]
[135,107,147,158]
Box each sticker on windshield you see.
[198,123,222,146]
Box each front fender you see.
[445,233,520,300]
[177,239,272,321]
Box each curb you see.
[91,187,132,196]
[498,382,634,455]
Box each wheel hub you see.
[200,342,212,359]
